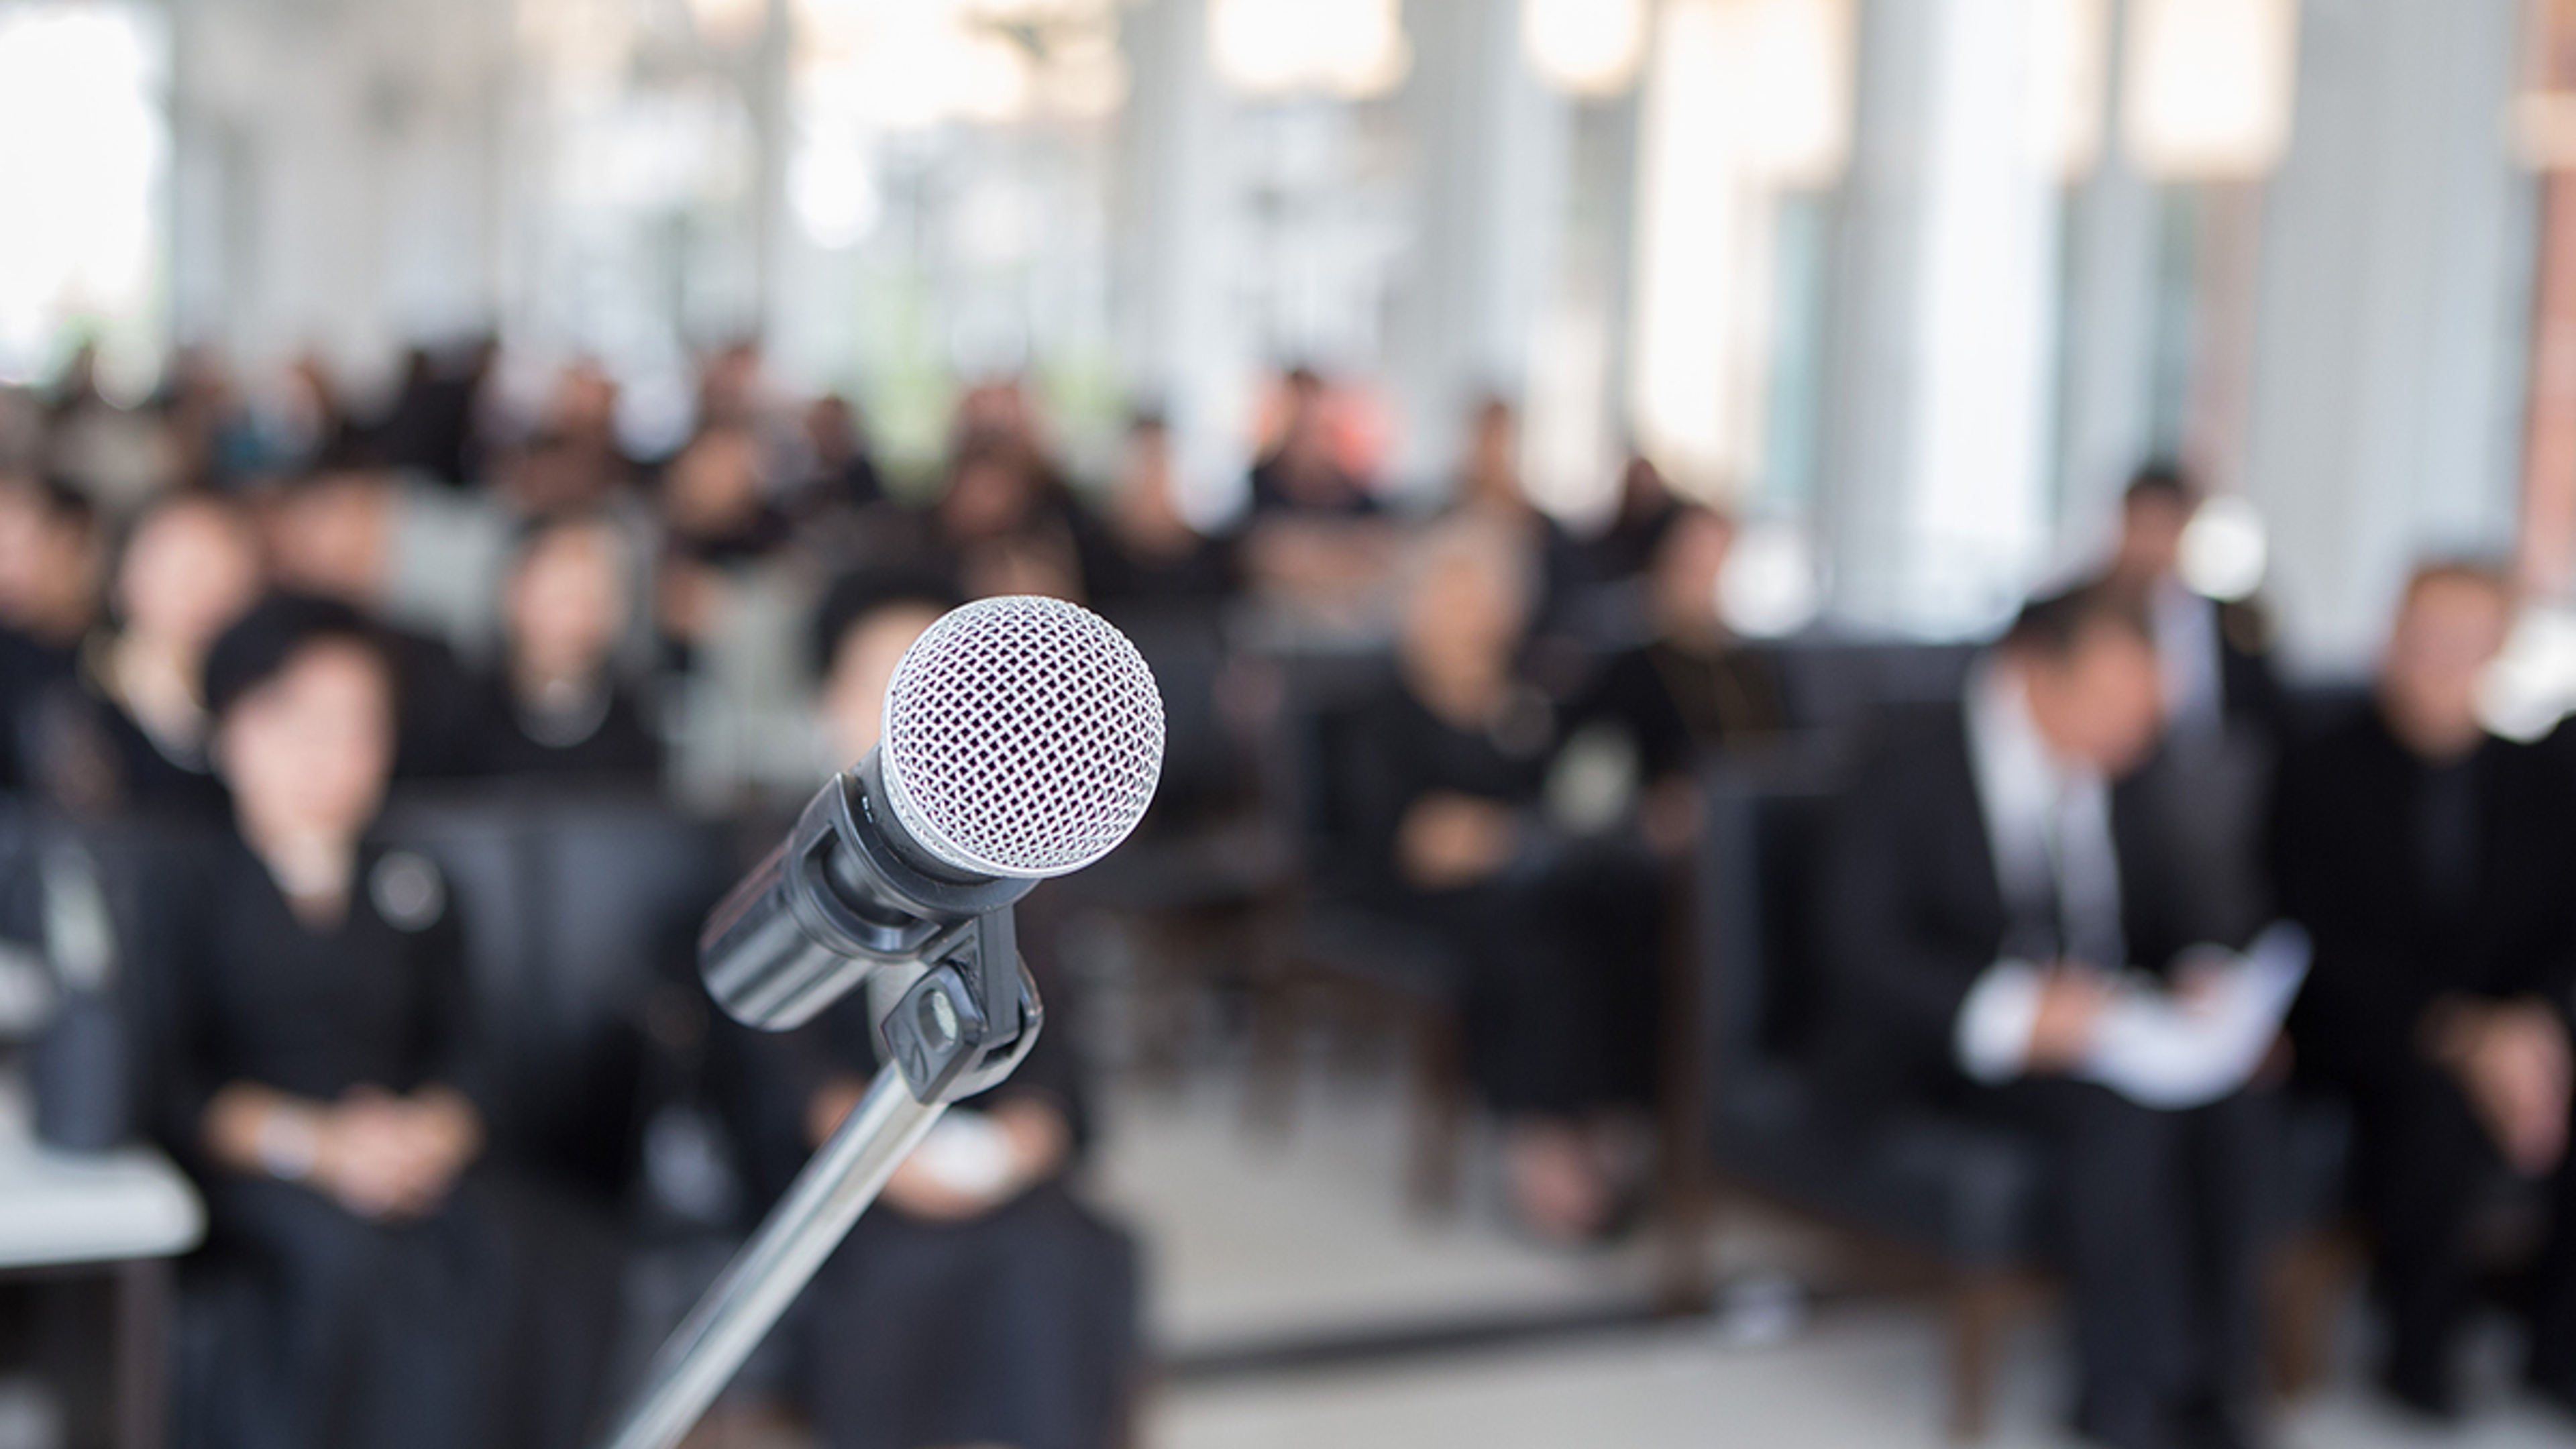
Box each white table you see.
[0,1081,203,1449]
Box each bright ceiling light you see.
[2123,0,2300,180]
[1209,0,1411,101]
[1521,0,1647,99]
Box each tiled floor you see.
[1090,1059,2576,1448]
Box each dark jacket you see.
[1815,702,2225,1111]
[2273,710,2576,1090]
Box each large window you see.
[0,1,168,394]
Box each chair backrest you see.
[1246,648,1395,894]
[1693,739,1853,1094]
[380,786,730,1192]
[1099,602,1246,820]
[1760,640,1976,732]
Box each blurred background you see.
[7,1,2576,1448]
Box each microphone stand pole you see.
[601,910,1038,1449]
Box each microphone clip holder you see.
[602,883,1042,1449]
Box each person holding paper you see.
[1819,584,2277,1449]
[2274,562,2576,1419]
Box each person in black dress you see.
[743,577,1138,1449]
[928,429,1087,603]
[1581,453,1683,588]
[1446,396,1588,637]
[1344,519,1664,1241]
[0,474,100,794]
[463,513,660,784]
[1075,412,1238,614]
[143,594,612,1449]
[1568,505,1786,854]
[2275,562,2576,1418]
[1238,369,1399,619]
[48,492,266,820]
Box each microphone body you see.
[699,750,1028,1032]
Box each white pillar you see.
[1387,0,1570,498]
[2241,0,2533,673]
[2053,0,2160,555]
[1116,0,1252,523]
[1817,0,2064,634]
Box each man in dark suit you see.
[1821,584,2273,1449]
[2275,562,2576,1419]
[2102,464,2284,747]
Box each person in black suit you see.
[1819,584,2274,1449]
[2274,562,2576,1419]
[2101,464,2284,747]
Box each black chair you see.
[1069,610,1296,1080]
[1685,740,2355,1438]
[1241,655,1474,1213]
[1758,640,1978,733]
[377,786,732,1203]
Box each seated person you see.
[1074,411,1238,614]
[1817,584,2273,1449]
[1446,396,1587,635]
[55,491,265,820]
[262,472,481,778]
[1345,519,1664,1242]
[2096,465,2284,749]
[464,513,660,784]
[1570,504,1786,853]
[2274,562,2576,1417]
[929,429,1085,603]
[1238,369,1400,622]
[0,474,100,794]
[1580,453,1683,587]
[143,594,612,1449]
[745,572,1138,1449]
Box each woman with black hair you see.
[144,593,610,1449]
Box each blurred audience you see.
[55,492,266,820]
[2096,464,2283,749]
[1346,519,1664,1241]
[144,594,612,1449]
[464,513,661,785]
[1568,505,1785,855]
[1240,368,1401,623]
[1819,584,2273,1449]
[0,474,102,790]
[795,394,883,519]
[2275,562,2576,1418]
[1076,411,1238,614]
[1582,453,1684,587]
[931,429,1085,602]
[14,321,2533,1449]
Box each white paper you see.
[2075,922,2311,1110]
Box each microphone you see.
[606,596,1163,1449]
[698,593,1167,1034]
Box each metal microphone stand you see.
[600,906,1040,1449]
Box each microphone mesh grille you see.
[881,596,1167,878]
